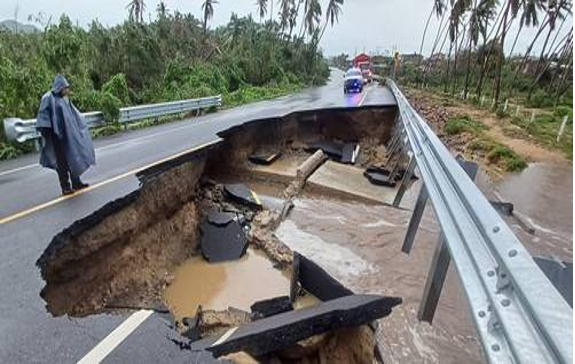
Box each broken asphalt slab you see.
[291,252,354,302]
[224,184,262,209]
[250,296,293,320]
[249,151,282,165]
[306,141,359,164]
[200,219,247,263]
[189,294,402,358]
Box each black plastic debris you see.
[189,294,402,358]
[291,252,354,302]
[200,217,247,263]
[306,141,359,164]
[249,151,282,165]
[250,296,293,320]
[224,184,262,209]
[534,257,573,307]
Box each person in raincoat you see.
[36,75,95,195]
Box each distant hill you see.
[0,20,38,34]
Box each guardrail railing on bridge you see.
[387,79,572,364]
[3,95,222,144]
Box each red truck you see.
[353,53,373,83]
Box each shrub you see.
[527,89,553,108]
[102,74,131,105]
[554,106,573,121]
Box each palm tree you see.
[419,0,446,68]
[279,0,293,34]
[508,0,543,58]
[317,0,343,44]
[492,0,519,108]
[256,0,268,23]
[202,0,217,36]
[463,0,496,96]
[127,0,146,23]
[304,0,322,37]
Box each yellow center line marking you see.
[0,140,219,225]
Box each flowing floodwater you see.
[478,162,573,259]
[164,248,290,321]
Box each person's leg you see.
[50,133,74,195]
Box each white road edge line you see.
[359,86,370,106]
[211,327,238,347]
[77,309,153,364]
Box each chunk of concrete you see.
[189,294,402,358]
[250,296,293,320]
[224,184,262,209]
[291,252,353,302]
[200,219,247,263]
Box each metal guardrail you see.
[386,79,572,364]
[3,95,222,143]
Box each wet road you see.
[0,69,396,363]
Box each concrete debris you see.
[198,307,251,338]
[249,151,282,165]
[250,296,293,320]
[291,252,354,302]
[224,184,262,209]
[201,217,247,263]
[189,294,402,358]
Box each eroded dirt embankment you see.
[36,106,398,318]
[37,155,207,316]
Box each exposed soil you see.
[404,88,569,175]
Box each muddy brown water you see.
[478,162,573,260]
[164,248,290,321]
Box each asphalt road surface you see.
[0,69,396,363]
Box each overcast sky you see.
[1,0,572,57]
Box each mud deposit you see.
[165,248,290,321]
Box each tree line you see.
[414,0,572,109]
[0,0,346,159]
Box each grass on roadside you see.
[509,113,573,160]
[468,137,528,172]
[445,115,528,172]
[444,115,487,136]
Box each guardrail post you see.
[515,105,521,117]
[480,96,485,107]
[417,158,478,324]
[393,153,416,207]
[530,110,536,124]
[503,99,509,112]
[401,184,429,253]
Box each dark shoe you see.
[72,180,89,190]
[61,186,74,196]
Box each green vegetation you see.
[468,137,528,172]
[444,114,527,172]
[0,0,339,160]
[444,115,486,135]
[511,113,573,160]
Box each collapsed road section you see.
[36,105,419,362]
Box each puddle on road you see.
[164,248,290,321]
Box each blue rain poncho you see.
[36,75,96,177]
